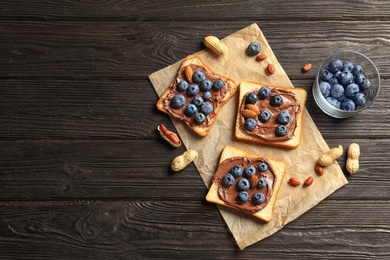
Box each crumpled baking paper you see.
[149,23,348,250]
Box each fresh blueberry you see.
[192,70,205,83]
[258,86,271,99]
[340,99,356,111]
[243,165,256,178]
[355,74,366,85]
[244,118,257,131]
[257,163,268,172]
[259,110,272,123]
[326,97,341,108]
[270,95,283,107]
[319,81,331,97]
[345,83,360,98]
[342,61,354,72]
[222,173,235,187]
[351,64,362,77]
[212,79,224,91]
[275,125,288,136]
[257,178,267,188]
[170,94,186,108]
[230,165,243,178]
[354,92,367,106]
[237,191,249,203]
[337,71,354,86]
[199,79,212,92]
[320,69,333,81]
[200,102,213,115]
[328,77,339,86]
[187,84,199,97]
[192,96,204,107]
[203,91,212,101]
[176,80,188,92]
[337,94,347,102]
[328,59,343,73]
[245,92,259,104]
[184,104,197,117]
[247,42,261,56]
[237,178,250,191]
[360,79,371,91]
[252,192,265,205]
[277,111,291,125]
[330,84,344,99]
[194,113,206,124]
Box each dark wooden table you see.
[1,1,389,259]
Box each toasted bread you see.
[206,146,286,222]
[235,81,307,149]
[156,55,237,137]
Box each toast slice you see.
[206,146,286,222]
[235,81,307,149]
[156,55,237,137]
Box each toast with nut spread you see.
[235,81,307,149]
[156,55,238,137]
[206,145,286,222]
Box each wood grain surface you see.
[0,1,389,259]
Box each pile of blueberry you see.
[170,69,226,124]
[222,163,269,205]
[243,86,290,137]
[318,58,371,111]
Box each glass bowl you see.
[312,50,380,118]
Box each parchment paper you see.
[149,23,348,250]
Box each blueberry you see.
[252,192,265,205]
[237,178,250,191]
[351,64,362,77]
[342,61,354,72]
[245,92,259,104]
[259,109,272,123]
[354,92,367,106]
[170,94,186,108]
[337,94,347,102]
[237,191,249,203]
[230,165,243,178]
[257,163,268,172]
[277,111,291,125]
[244,118,257,131]
[176,80,188,92]
[247,42,261,56]
[330,84,344,99]
[333,70,342,79]
[192,96,204,107]
[194,113,206,124]
[187,84,199,97]
[355,74,366,85]
[199,79,212,92]
[328,77,339,86]
[340,99,356,111]
[337,71,354,86]
[192,70,205,83]
[328,59,343,73]
[326,97,341,108]
[320,69,333,81]
[345,83,360,98]
[360,79,371,91]
[270,95,283,107]
[258,86,271,99]
[203,91,212,101]
[222,173,235,187]
[319,81,331,97]
[212,79,224,91]
[184,104,197,117]
[200,102,213,115]
[243,165,256,178]
[257,178,267,188]
[275,125,288,136]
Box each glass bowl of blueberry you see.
[313,50,380,118]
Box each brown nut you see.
[318,145,343,167]
[171,150,198,172]
[245,104,260,115]
[315,163,324,176]
[302,63,312,73]
[157,123,181,148]
[304,176,314,187]
[256,53,267,61]
[184,65,194,83]
[266,63,276,75]
[242,109,258,118]
[288,177,301,187]
[250,175,259,189]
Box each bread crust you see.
[235,81,307,149]
[206,146,286,222]
[156,55,238,137]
